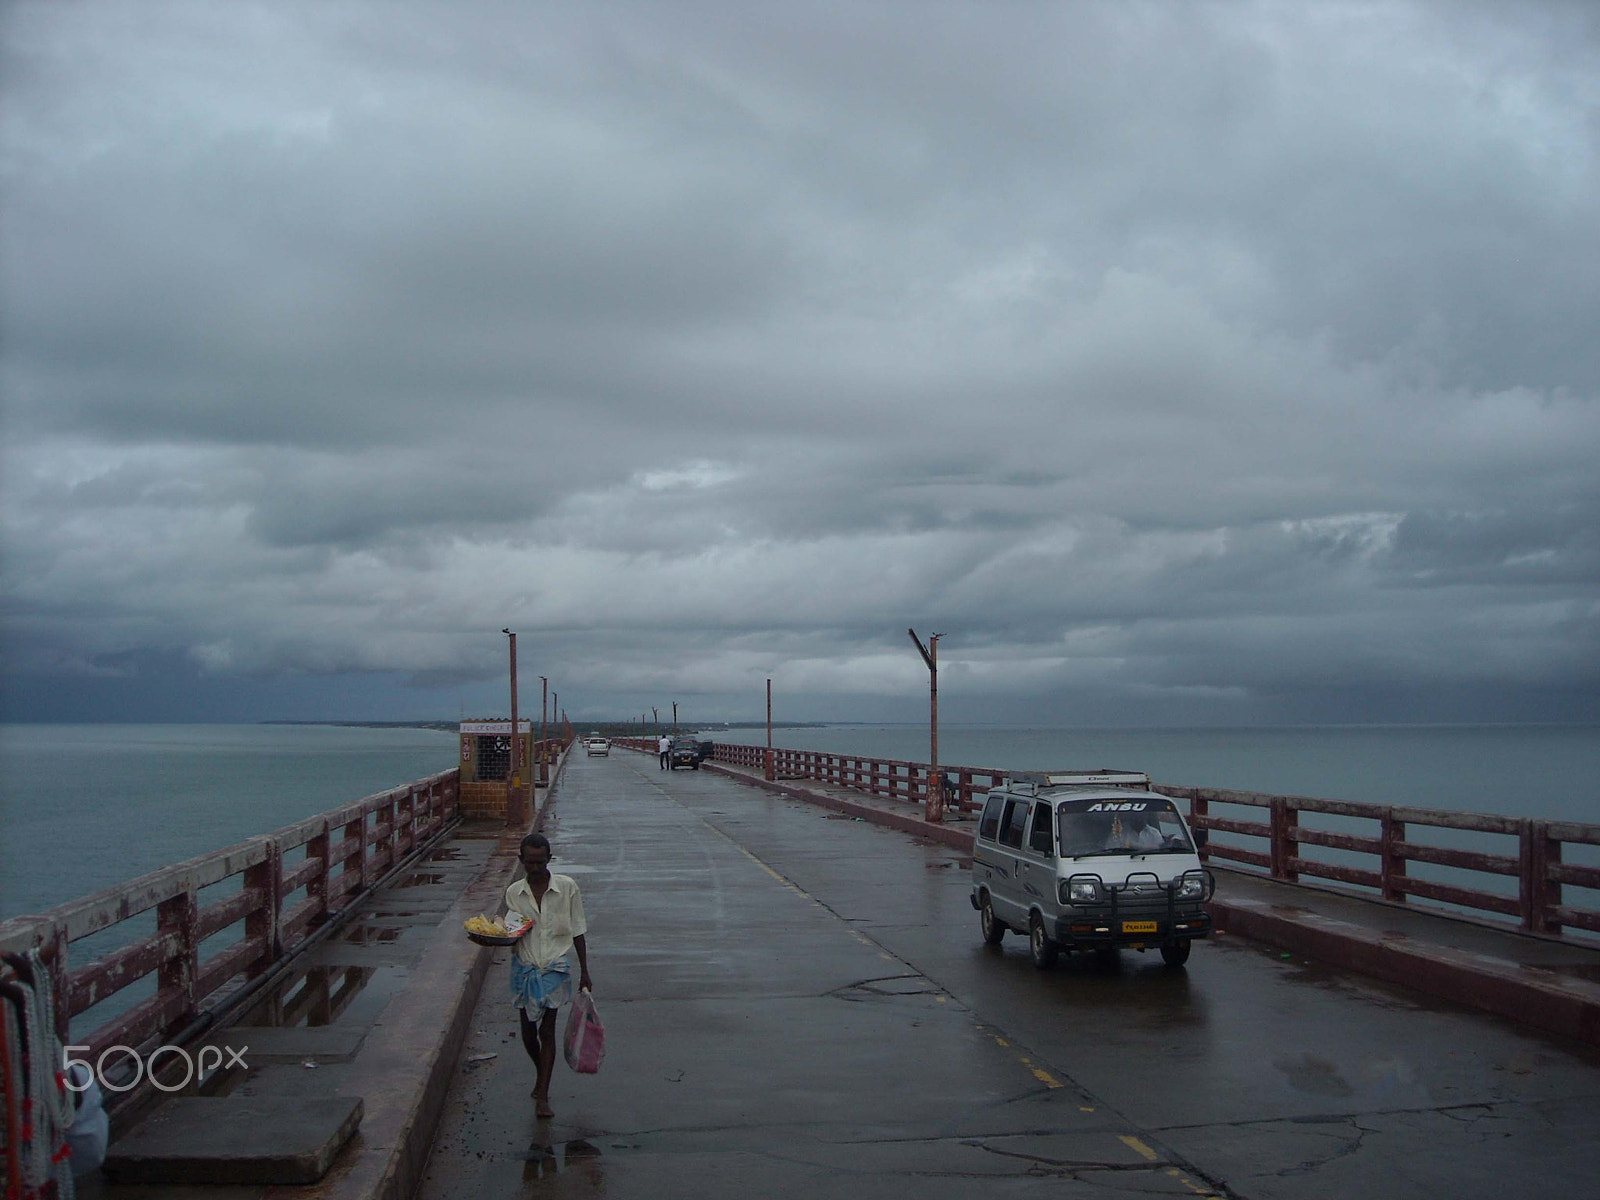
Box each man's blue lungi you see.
[510,955,573,1015]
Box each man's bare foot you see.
[534,1095,554,1119]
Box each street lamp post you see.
[909,629,942,824]
[765,677,774,781]
[503,629,523,828]
[538,676,549,786]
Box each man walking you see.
[506,832,591,1119]
[658,733,671,769]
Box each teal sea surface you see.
[715,723,1600,822]
[3,722,1598,922]
[0,723,456,920]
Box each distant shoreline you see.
[258,719,836,733]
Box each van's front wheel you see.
[979,894,1006,945]
[1029,914,1059,969]
[1160,940,1192,967]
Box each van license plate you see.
[1122,921,1157,934]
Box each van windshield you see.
[1056,800,1194,857]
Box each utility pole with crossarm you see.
[908,628,942,823]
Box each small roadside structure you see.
[458,718,533,819]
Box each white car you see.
[971,771,1212,969]
[585,737,610,757]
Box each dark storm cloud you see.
[2,1,1598,724]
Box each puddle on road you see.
[425,846,466,861]
[343,923,403,944]
[1274,1051,1355,1097]
[397,872,447,887]
[235,965,378,1028]
[522,1138,604,1184]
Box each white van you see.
[969,771,1213,969]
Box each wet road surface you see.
[417,751,1600,1199]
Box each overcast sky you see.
[2,1,1597,727]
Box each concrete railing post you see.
[1381,809,1407,902]
[1522,820,1560,936]
[157,888,199,1034]
[1270,798,1299,882]
[50,921,70,1041]
[246,839,282,975]
[310,821,331,923]
[1190,791,1210,862]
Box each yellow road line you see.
[1168,1166,1218,1196]
[1119,1135,1159,1161]
[1018,1057,1063,1088]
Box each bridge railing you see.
[0,768,460,1066]
[614,737,1003,815]
[615,737,1600,941]
[1159,783,1600,940]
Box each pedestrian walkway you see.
[81,755,575,1200]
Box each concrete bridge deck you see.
[416,750,1600,1199]
[81,747,1600,1200]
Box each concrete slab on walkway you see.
[227,1026,369,1063]
[103,1097,363,1185]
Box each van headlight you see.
[1062,875,1103,904]
[1174,872,1207,900]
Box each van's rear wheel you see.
[1029,914,1059,969]
[979,894,1006,945]
[1160,940,1192,967]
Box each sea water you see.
[0,723,457,920]
[715,723,1600,823]
[3,722,1597,921]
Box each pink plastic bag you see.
[563,988,605,1074]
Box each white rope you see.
[3,991,29,1191]
[5,952,75,1199]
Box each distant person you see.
[506,832,591,1120]
[658,733,671,769]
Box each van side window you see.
[997,799,1027,849]
[978,796,1003,841]
[1028,801,1054,856]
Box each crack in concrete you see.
[825,972,951,1003]
[1154,1095,1541,1134]
[741,1142,1200,1190]
[1274,1115,1372,1177]
[969,1141,1163,1171]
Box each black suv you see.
[668,737,701,770]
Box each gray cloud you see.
[3,0,1598,725]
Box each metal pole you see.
[765,677,774,781]
[672,701,678,733]
[539,676,548,786]
[503,630,522,827]
[908,629,943,823]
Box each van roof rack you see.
[1003,769,1150,794]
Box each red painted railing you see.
[0,768,459,1061]
[616,737,1004,814]
[1157,783,1600,939]
[616,738,1600,941]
